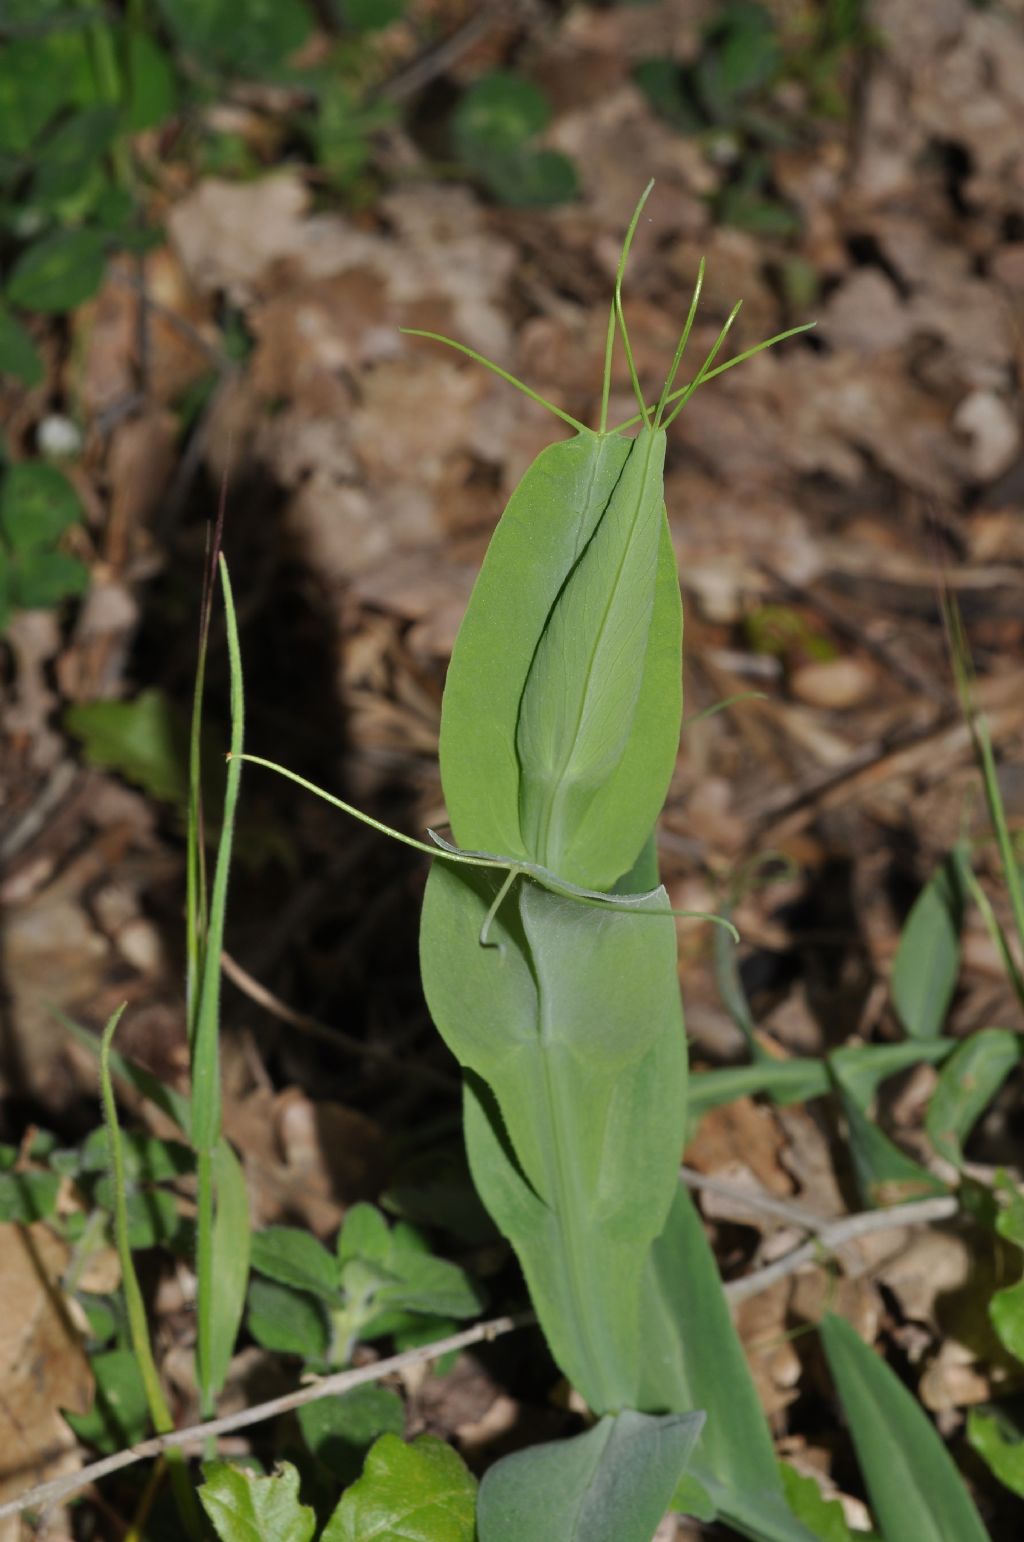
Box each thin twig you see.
[680,1166,826,1233]
[378,1,502,104]
[0,1313,531,1521]
[221,950,458,1092]
[721,1194,960,1305]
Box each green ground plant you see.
[20,187,1015,1540]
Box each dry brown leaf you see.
[0,1224,92,1531]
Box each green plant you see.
[0,461,89,629]
[35,188,1007,1539]
[634,0,869,236]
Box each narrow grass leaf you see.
[819,1312,989,1542]
[891,853,965,1039]
[99,1007,200,1532]
[198,1460,316,1542]
[829,1040,955,1109]
[477,1410,704,1542]
[925,1027,1021,1167]
[322,1434,476,1542]
[207,1137,251,1395]
[637,1187,818,1542]
[688,1059,830,1121]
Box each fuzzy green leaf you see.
[819,1312,988,1542]
[250,1225,339,1300]
[199,1461,316,1542]
[247,1277,329,1361]
[322,1434,476,1542]
[477,1410,703,1542]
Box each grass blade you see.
[820,1312,988,1542]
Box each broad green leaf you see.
[0,306,43,385]
[247,1276,329,1361]
[452,72,550,162]
[966,1401,1024,1497]
[891,854,965,1040]
[250,1225,339,1300]
[345,0,408,31]
[779,1464,853,1542]
[337,1202,394,1268]
[670,1472,716,1521]
[0,37,75,153]
[78,1127,193,1180]
[322,1434,476,1542]
[31,107,118,217]
[637,1187,818,1542]
[439,430,682,890]
[199,1460,315,1542]
[208,1138,251,1395]
[64,688,189,804]
[477,1409,703,1542]
[155,0,313,73]
[122,29,177,131]
[0,1169,60,1222]
[697,2,781,117]
[516,426,668,880]
[298,1384,405,1484]
[481,151,578,208]
[989,1180,1024,1364]
[422,862,686,1412]
[0,463,82,554]
[634,58,704,133]
[819,1312,988,1542]
[925,1028,1021,1166]
[64,1348,149,1453]
[8,548,89,609]
[6,229,106,313]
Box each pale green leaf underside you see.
[477,1409,704,1542]
[420,860,686,1412]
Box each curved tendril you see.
[611,321,817,436]
[401,329,587,434]
[239,756,738,943]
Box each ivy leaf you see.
[199,1461,316,1542]
[322,1434,476,1542]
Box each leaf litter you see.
[1,0,1023,1534]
